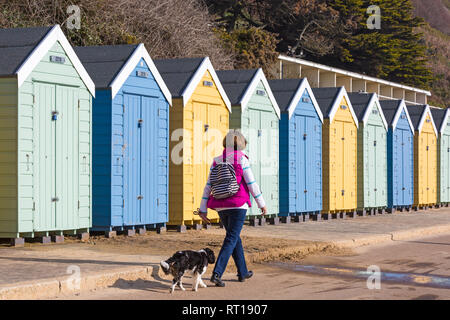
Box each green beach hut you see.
[217,69,280,225]
[348,92,388,215]
[0,25,95,245]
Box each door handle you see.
[51,111,59,121]
[137,195,143,200]
[258,129,262,137]
[138,119,144,128]
[51,197,59,202]
[204,124,209,132]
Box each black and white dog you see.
[160,248,216,293]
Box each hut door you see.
[295,115,306,212]
[335,122,345,209]
[342,122,355,209]
[33,83,80,231]
[443,135,450,201]
[247,109,261,216]
[192,102,208,216]
[426,132,436,204]
[140,97,160,224]
[123,94,142,225]
[34,83,56,231]
[375,127,387,206]
[55,85,80,230]
[401,129,412,205]
[367,125,377,208]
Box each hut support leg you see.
[51,235,64,243]
[314,213,322,221]
[40,236,51,244]
[137,227,146,235]
[378,208,385,215]
[10,237,24,247]
[340,212,346,219]
[387,208,395,214]
[249,218,258,227]
[105,231,117,238]
[258,217,266,226]
[78,232,89,241]
[292,215,302,223]
[203,224,211,230]
[193,224,203,230]
[358,209,366,217]
[304,213,310,222]
[280,216,291,224]
[177,225,187,233]
[157,226,167,234]
[268,216,280,225]
[127,229,136,237]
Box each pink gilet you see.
[207,149,251,209]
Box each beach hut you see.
[216,69,280,224]
[0,25,95,245]
[430,107,450,206]
[348,93,388,215]
[269,78,323,222]
[154,58,231,230]
[379,100,414,212]
[407,105,438,209]
[312,87,358,218]
[75,44,172,236]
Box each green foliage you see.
[326,0,433,89]
[216,26,279,77]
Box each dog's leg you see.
[178,276,186,291]
[193,274,200,291]
[199,277,207,288]
[170,279,177,294]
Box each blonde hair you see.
[223,129,247,151]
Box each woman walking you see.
[198,130,267,287]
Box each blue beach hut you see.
[75,44,172,235]
[269,78,323,222]
[379,99,414,212]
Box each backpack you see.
[209,156,242,200]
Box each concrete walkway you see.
[1,208,449,299]
[228,209,450,247]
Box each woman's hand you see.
[260,206,267,216]
[199,212,211,224]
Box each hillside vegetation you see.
[0,0,447,106]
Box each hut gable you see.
[155,57,231,111]
[0,25,94,96]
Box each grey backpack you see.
[210,162,241,199]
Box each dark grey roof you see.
[0,26,53,76]
[267,78,305,112]
[406,105,427,130]
[216,69,258,106]
[430,107,447,131]
[311,87,342,117]
[154,57,205,97]
[347,92,375,121]
[379,100,402,126]
[74,45,138,89]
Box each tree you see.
[216,26,279,76]
[321,0,433,88]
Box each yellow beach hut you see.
[406,105,438,209]
[312,87,359,219]
[154,58,231,231]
